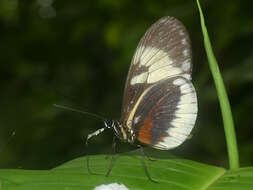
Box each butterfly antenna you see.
[53,104,106,121]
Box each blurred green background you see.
[0,0,252,170]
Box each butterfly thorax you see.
[105,119,136,143]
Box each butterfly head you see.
[104,119,135,143]
[87,119,134,145]
[103,119,116,129]
[104,119,123,140]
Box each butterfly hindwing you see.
[132,77,197,149]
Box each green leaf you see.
[0,154,253,190]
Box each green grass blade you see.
[196,0,239,169]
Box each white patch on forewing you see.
[147,66,182,83]
[154,80,197,150]
[130,72,148,85]
[131,46,192,84]
[140,47,159,66]
[139,47,172,67]
[133,46,145,65]
[148,58,170,72]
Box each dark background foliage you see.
[0,0,252,170]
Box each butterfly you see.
[87,16,197,151]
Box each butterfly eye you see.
[104,119,114,129]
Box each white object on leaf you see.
[93,183,130,190]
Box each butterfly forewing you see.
[121,16,192,120]
[120,16,197,150]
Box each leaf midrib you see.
[199,169,226,190]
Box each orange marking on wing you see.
[138,115,153,145]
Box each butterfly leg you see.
[86,138,99,175]
[106,136,116,177]
[138,146,158,183]
[143,150,157,162]
[135,144,156,161]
